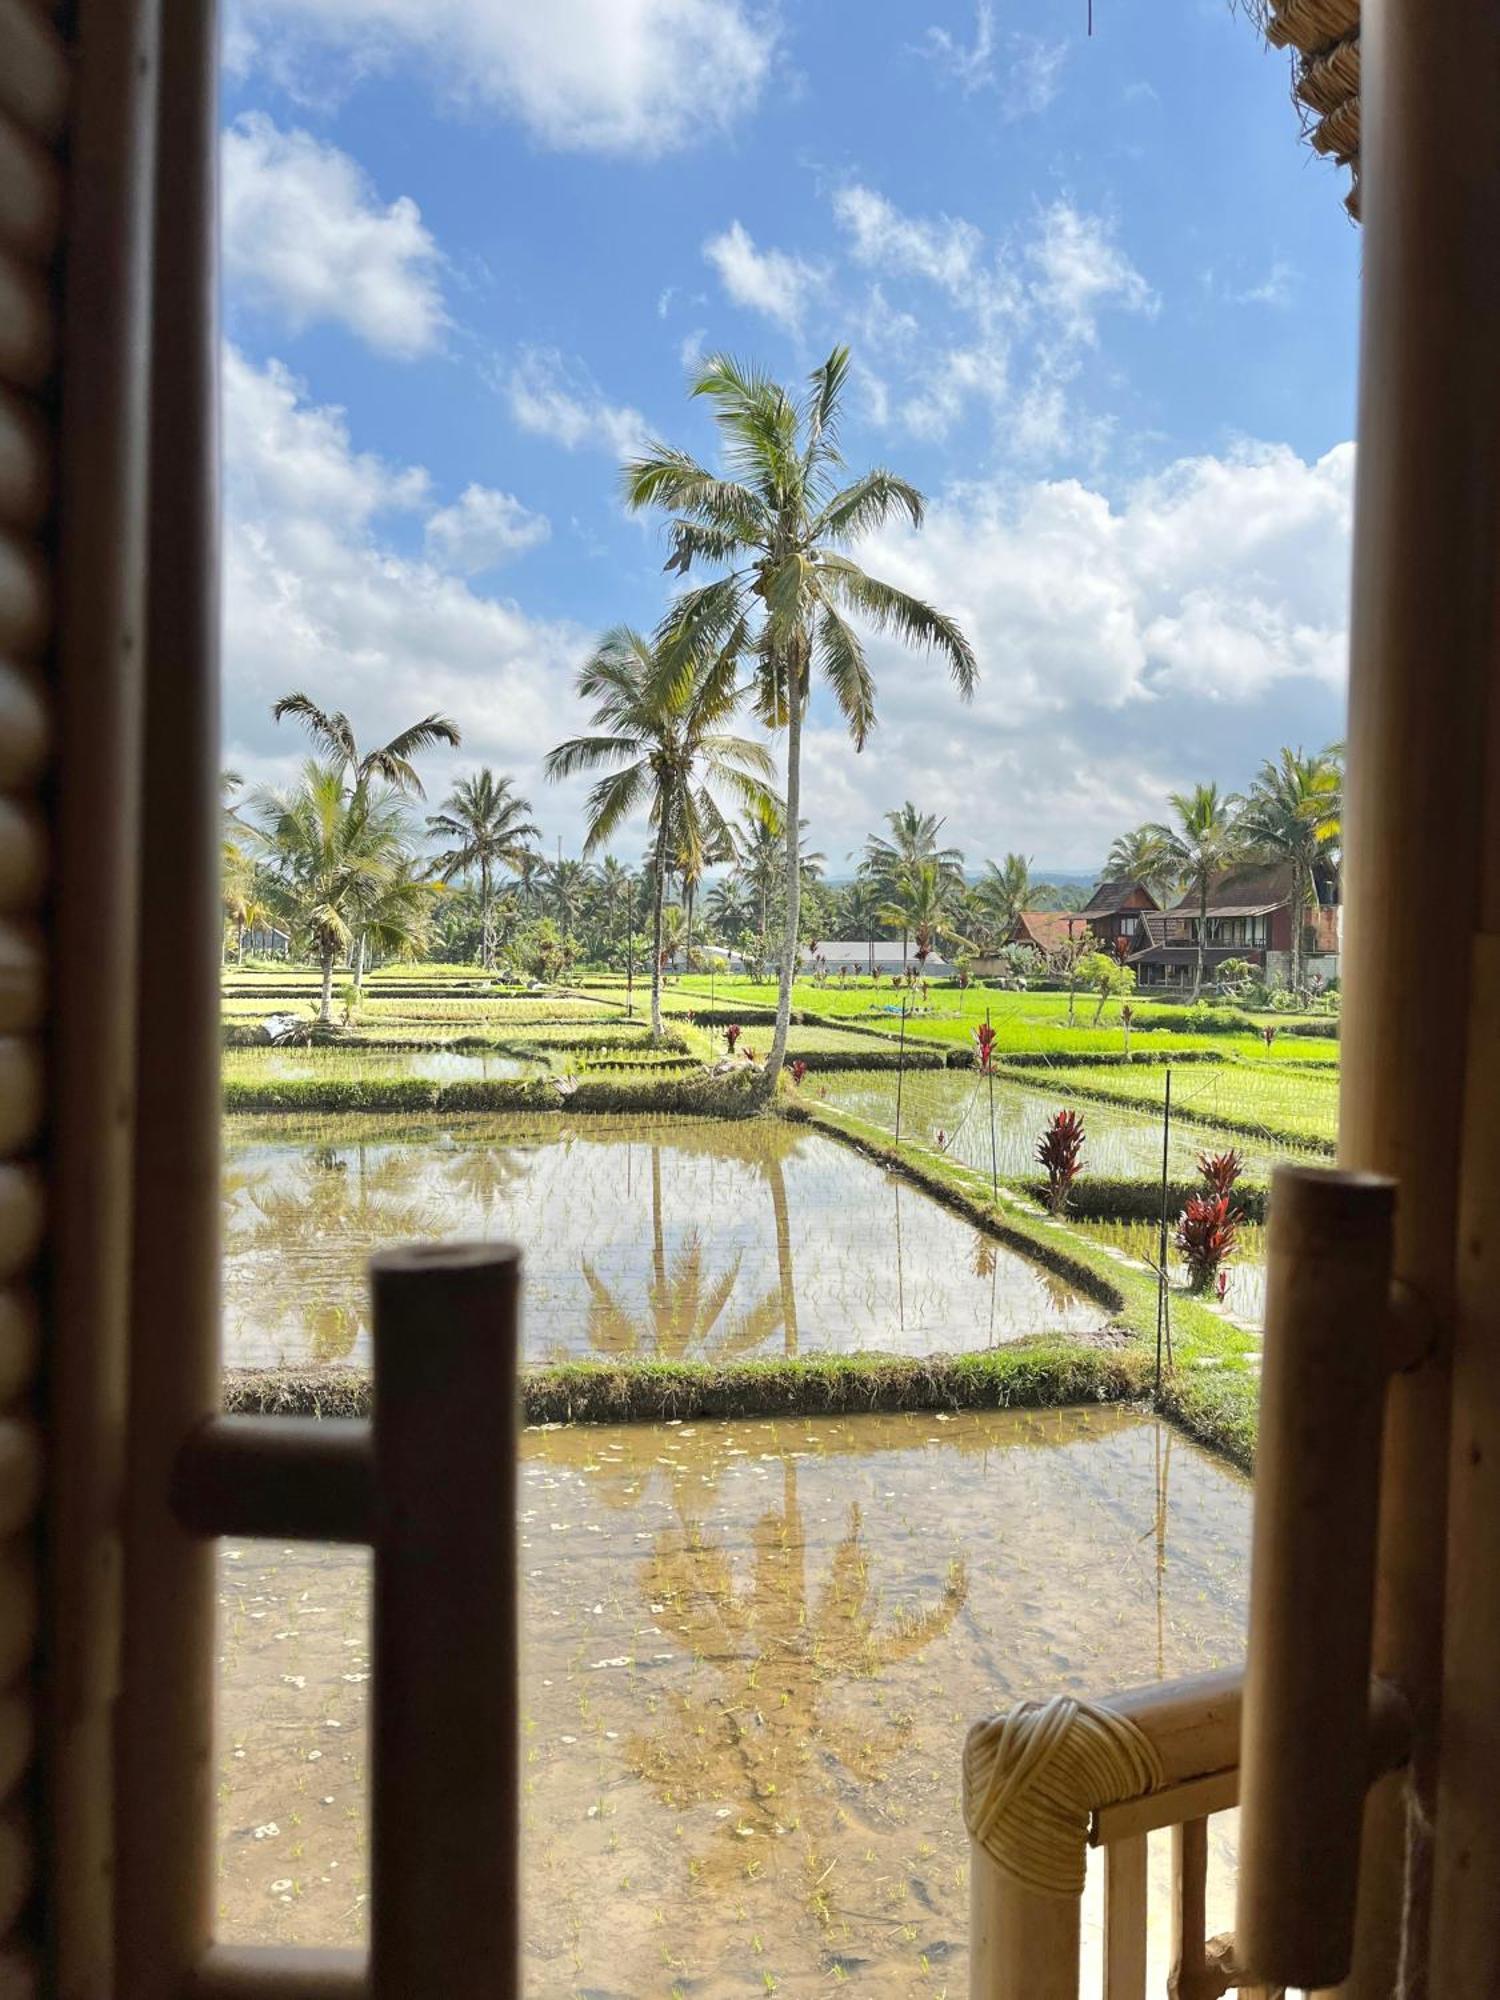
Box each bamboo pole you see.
[1236,1169,1396,1989]
[370,1243,521,2000]
[1427,307,1500,1991]
[170,1417,373,1544]
[1103,1833,1147,2000]
[969,1851,1080,2000]
[1334,4,1500,1994]
[113,0,219,1991]
[45,0,160,1992]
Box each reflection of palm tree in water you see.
[582,1142,790,1364]
[628,1468,967,1890]
[440,1137,533,1224]
[228,1141,437,1362]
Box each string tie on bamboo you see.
[962,1695,1165,1897]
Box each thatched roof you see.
[1257,0,1362,217]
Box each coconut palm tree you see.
[1237,746,1342,994]
[425,770,540,970]
[863,802,965,893]
[878,858,969,974]
[1147,782,1245,1000]
[1103,824,1179,903]
[542,856,595,937]
[624,347,975,1087]
[271,692,462,799]
[968,852,1032,952]
[353,853,440,988]
[545,626,777,1040]
[252,761,412,1021]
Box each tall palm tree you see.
[968,852,1032,952]
[1147,782,1244,1000]
[1103,824,1178,904]
[425,770,540,970]
[542,856,595,936]
[878,858,969,973]
[271,692,462,799]
[354,854,440,988]
[593,855,636,968]
[545,626,777,1040]
[863,802,965,891]
[1237,746,1342,993]
[624,347,975,1086]
[252,762,412,1020]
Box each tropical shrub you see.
[1176,1194,1241,1294]
[1037,1109,1086,1215]
[1197,1149,1245,1200]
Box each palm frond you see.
[812,468,925,544]
[815,602,878,751]
[817,556,977,697]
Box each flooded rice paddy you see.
[818,1069,1311,1184]
[1074,1218,1268,1328]
[222,1115,1105,1370]
[217,1405,1249,1994]
[224,1046,551,1083]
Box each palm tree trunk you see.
[766,648,803,1088]
[1292,862,1308,994]
[480,856,493,971]
[236,920,246,966]
[353,932,365,994]
[1194,878,1208,1001]
[650,820,668,1043]
[319,940,335,1024]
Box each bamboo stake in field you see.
[894,997,909,1146]
[986,1006,998,1201]
[1156,1065,1172,1395]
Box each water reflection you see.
[222,1116,1104,1369]
[216,1406,1251,1992]
[1074,1218,1268,1328]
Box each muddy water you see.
[217,1405,1249,1994]
[818,1070,1312,1185]
[221,1115,1104,1369]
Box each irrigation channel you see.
[216,1405,1249,1995]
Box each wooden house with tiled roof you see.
[1127,861,1340,988]
[1074,878,1161,957]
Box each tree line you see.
[224,344,1340,1036]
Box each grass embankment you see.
[996,1059,1337,1154]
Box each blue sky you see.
[219,0,1360,872]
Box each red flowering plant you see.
[1036,1109,1085,1215]
[1176,1194,1241,1294]
[790,1060,807,1085]
[975,1022,998,1073]
[1262,1024,1279,1050]
[1196,1149,1244,1200]
[724,1023,742,1053]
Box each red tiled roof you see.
[1008,910,1086,955]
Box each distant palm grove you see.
[223,350,1342,1037]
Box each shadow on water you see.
[216,1405,1251,1993]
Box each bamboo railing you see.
[964,1667,1411,2000]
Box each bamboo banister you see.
[0,393,49,528]
[0,1549,34,1693]
[370,1241,522,2000]
[1169,1818,1210,2000]
[0,252,51,390]
[0,1421,38,1537]
[970,1858,1081,2000]
[1336,0,1500,1990]
[187,1946,368,2000]
[0,1040,41,1154]
[0,112,60,263]
[0,1168,40,1276]
[1236,1167,1396,1989]
[0,922,43,1036]
[1103,1831,1147,2000]
[171,1415,373,1543]
[0,0,67,143]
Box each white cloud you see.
[505,348,650,459]
[703,221,824,331]
[230,0,775,156]
[1229,260,1298,309]
[222,346,586,810]
[833,184,983,298]
[923,6,1068,118]
[1027,200,1156,344]
[783,440,1354,865]
[424,485,550,572]
[221,113,445,358]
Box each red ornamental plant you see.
[975,1022,998,1073]
[1037,1109,1086,1215]
[1197,1148,1244,1200]
[724,1023,742,1053]
[1176,1194,1241,1293]
[1262,1024,1279,1050]
[790,1060,808,1085]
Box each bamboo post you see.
[894,997,908,1145]
[1103,1834,1147,2000]
[1333,3,1500,1992]
[1155,1067,1171,1395]
[370,1243,521,2000]
[114,1,221,1991]
[1236,1167,1396,1989]
[969,1853,1080,2000]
